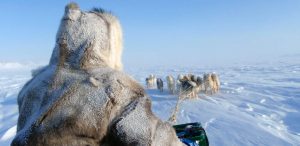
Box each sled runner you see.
[173,122,209,146]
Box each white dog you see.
[146,74,157,89]
[191,76,203,98]
[203,73,214,94]
[176,74,184,94]
[166,75,175,94]
[211,73,220,93]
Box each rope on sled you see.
[168,86,194,124]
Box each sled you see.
[173,122,209,146]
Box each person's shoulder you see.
[88,68,145,95]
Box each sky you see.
[0,0,299,68]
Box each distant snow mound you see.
[0,62,45,71]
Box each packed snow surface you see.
[0,61,300,145]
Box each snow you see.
[0,62,44,70]
[1,61,300,145]
[0,125,16,141]
[0,63,35,145]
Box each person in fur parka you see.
[12,3,183,146]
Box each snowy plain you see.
[0,60,300,146]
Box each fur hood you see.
[50,3,123,71]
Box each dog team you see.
[146,73,220,99]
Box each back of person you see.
[12,3,183,146]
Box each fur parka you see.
[12,3,183,146]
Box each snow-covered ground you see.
[0,61,300,145]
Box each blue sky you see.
[0,0,299,67]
